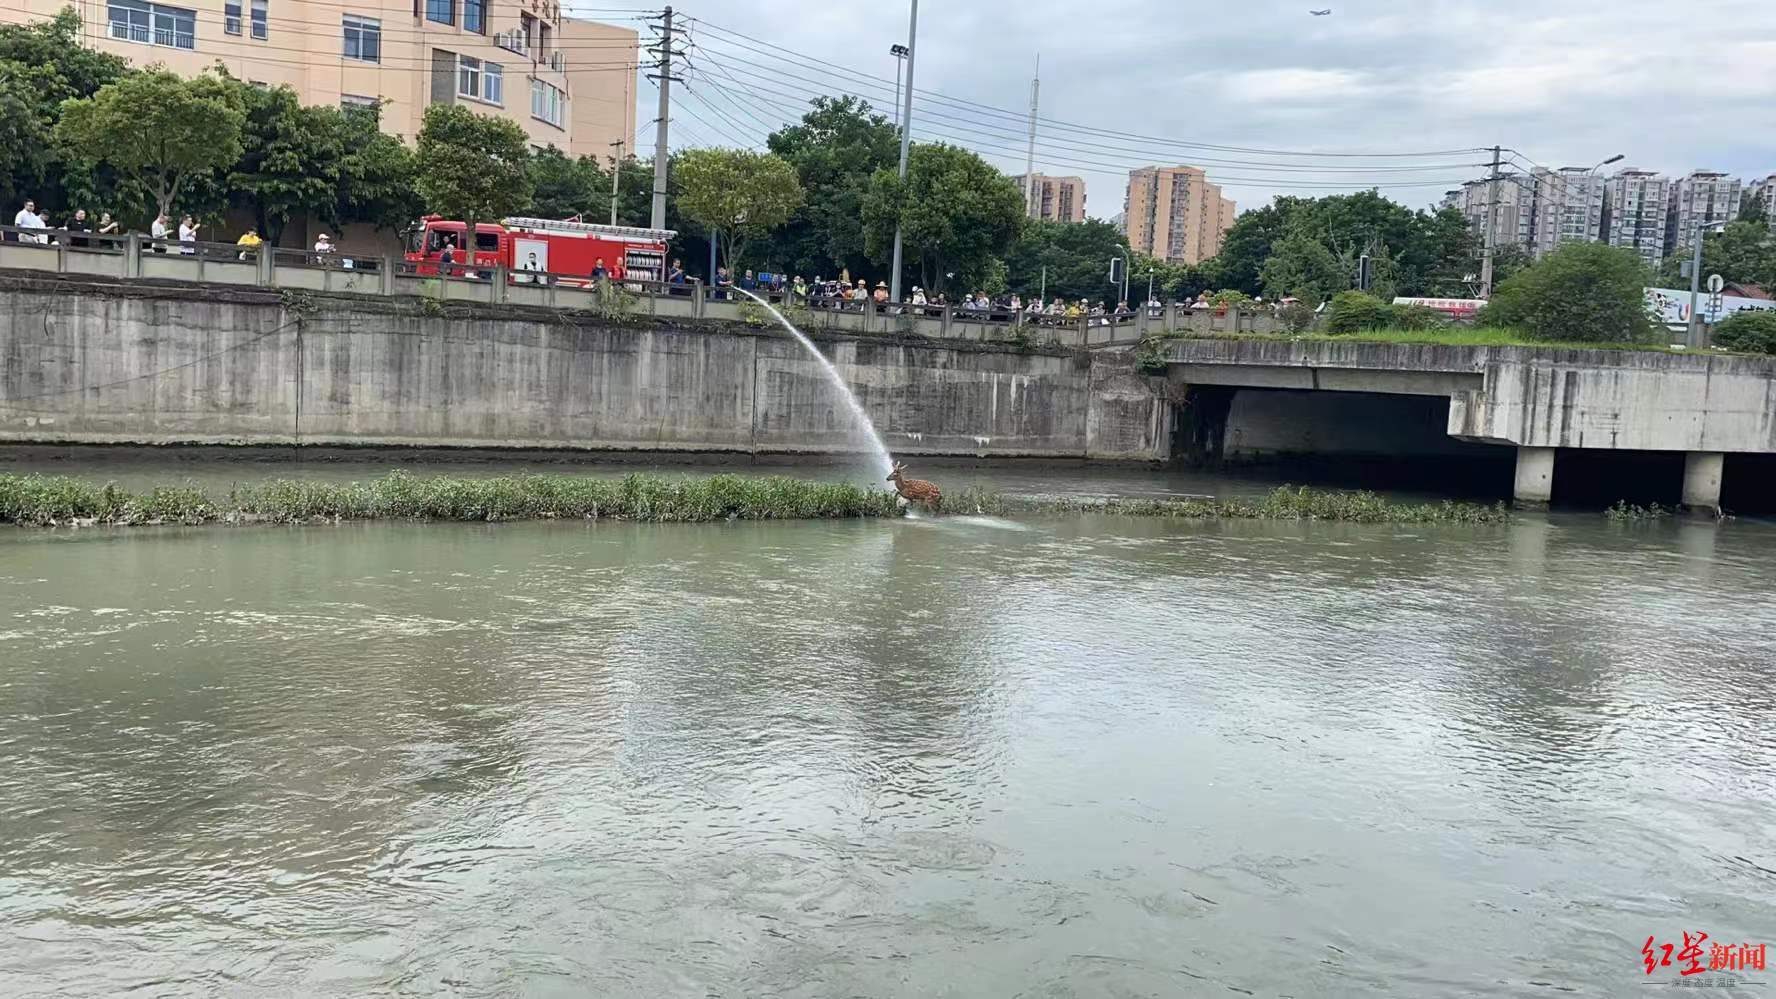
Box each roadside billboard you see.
[1644,287,1775,329]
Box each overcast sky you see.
[586,0,1776,219]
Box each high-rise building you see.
[19,0,638,160]
[1749,175,1776,234]
[1603,169,1672,267]
[1012,173,1087,223]
[1454,177,1533,251]
[1123,165,1234,265]
[1529,167,1605,257]
[1665,170,1743,255]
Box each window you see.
[425,0,452,26]
[520,12,535,50]
[530,79,564,128]
[108,0,195,49]
[341,93,379,110]
[463,0,484,33]
[458,55,480,99]
[343,15,379,62]
[538,22,551,54]
[250,0,267,38]
[224,0,240,34]
[482,61,502,104]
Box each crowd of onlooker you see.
[9,197,353,265]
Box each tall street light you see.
[889,44,909,134]
[888,0,918,304]
[1687,220,1727,348]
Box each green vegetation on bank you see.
[951,485,1511,525]
[1174,325,1679,352]
[0,474,1510,528]
[0,472,900,526]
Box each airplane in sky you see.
[1310,8,1332,14]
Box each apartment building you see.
[1750,175,1776,234]
[1603,168,1671,267]
[1011,173,1087,223]
[1665,170,1743,255]
[1452,177,1534,251]
[1123,165,1234,265]
[25,0,637,159]
[1528,167,1605,257]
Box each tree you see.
[1485,242,1653,343]
[763,96,900,278]
[675,147,802,271]
[221,77,343,243]
[1654,221,1776,289]
[54,69,243,220]
[335,103,421,234]
[1325,290,1389,333]
[1711,309,1776,355]
[1739,195,1769,228]
[1205,197,1302,295]
[1260,231,1346,303]
[861,142,1024,295]
[1002,218,1130,302]
[0,9,130,210]
[414,103,532,237]
[527,145,602,220]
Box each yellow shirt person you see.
[236,229,263,260]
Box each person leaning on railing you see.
[236,227,263,261]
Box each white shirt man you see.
[177,216,199,255]
[14,201,45,244]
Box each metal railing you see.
[0,223,1286,348]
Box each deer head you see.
[887,461,906,483]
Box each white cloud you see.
[598,0,1776,217]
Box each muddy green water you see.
[2,502,1773,996]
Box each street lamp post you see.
[889,44,909,134]
[888,0,918,304]
[1687,221,1726,348]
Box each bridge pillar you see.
[1681,451,1724,512]
[1513,446,1556,507]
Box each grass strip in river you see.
[0,473,1510,528]
[950,484,1511,524]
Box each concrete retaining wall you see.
[0,274,1169,461]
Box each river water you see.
[2,474,1774,996]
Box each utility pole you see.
[888,0,918,303]
[1023,55,1040,219]
[1478,144,1502,299]
[607,140,626,226]
[645,7,684,232]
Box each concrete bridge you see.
[1163,339,1776,510]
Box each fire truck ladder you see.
[501,217,678,242]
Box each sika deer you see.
[887,461,942,511]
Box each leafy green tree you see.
[1655,221,1776,289]
[1002,218,1129,301]
[1325,290,1389,333]
[0,9,130,210]
[763,96,900,278]
[54,69,244,220]
[1206,197,1302,295]
[1485,242,1653,343]
[413,103,532,238]
[1739,195,1769,228]
[336,103,421,234]
[1260,231,1346,303]
[675,147,802,270]
[527,145,602,220]
[861,142,1025,295]
[1711,309,1776,354]
[219,77,342,242]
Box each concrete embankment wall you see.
[0,274,1170,461]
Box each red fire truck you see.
[404,215,676,284]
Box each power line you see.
[681,74,1474,191]
[687,17,1488,162]
[688,54,1487,176]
